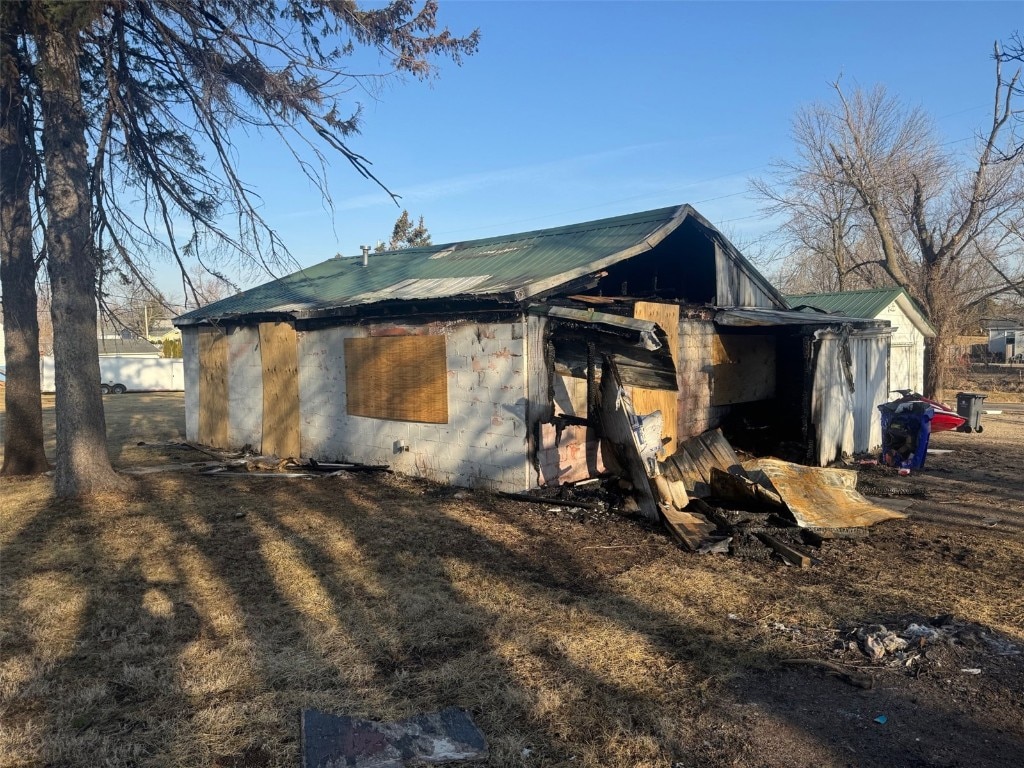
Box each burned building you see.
[173,204,891,494]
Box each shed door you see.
[259,322,301,458]
[198,328,228,447]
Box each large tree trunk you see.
[0,23,48,476]
[923,336,946,401]
[37,24,125,496]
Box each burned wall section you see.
[676,317,732,438]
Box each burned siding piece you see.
[175,202,896,517]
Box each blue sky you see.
[158,1,1020,298]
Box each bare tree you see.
[997,32,1024,161]
[756,49,1024,396]
[752,104,869,292]
[180,265,235,309]
[6,1,478,495]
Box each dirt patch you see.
[1,397,1022,767]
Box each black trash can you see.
[956,392,987,433]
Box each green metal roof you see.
[787,288,904,318]
[175,204,783,325]
[787,287,935,337]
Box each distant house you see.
[174,204,894,496]
[97,335,161,358]
[788,288,934,394]
[146,320,182,346]
[984,318,1024,362]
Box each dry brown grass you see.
[2,395,1023,767]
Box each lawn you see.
[1,393,1023,767]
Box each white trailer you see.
[41,355,184,393]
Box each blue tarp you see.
[879,401,934,469]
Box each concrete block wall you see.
[226,326,263,450]
[676,319,730,437]
[298,319,529,492]
[181,327,200,442]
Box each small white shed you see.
[788,288,935,395]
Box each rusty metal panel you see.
[754,458,908,528]
[661,428,745,497]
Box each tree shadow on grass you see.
[1,469,1022,767]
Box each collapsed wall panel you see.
[197,328,228,448]
[259,322,300,458]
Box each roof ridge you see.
[788,287,903,297]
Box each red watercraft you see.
[888,390,966,433]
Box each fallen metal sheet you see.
[301,707,487,768]
[661,428,746,497]
[753,458,908,528]
[709,467,785,511]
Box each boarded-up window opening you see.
[260,322,301,458]
[345,335,448,423]
[198,328,228,447]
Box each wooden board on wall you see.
[711,333,777,406]
[198,328,228,448]
[345,335,448,423]
[259,321,301,458]
[632,301,680,457]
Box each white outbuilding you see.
[788,288,935,395]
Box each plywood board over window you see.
[259,322,301,458]
[198,328,228,447]
[345,335,448,423]
[632,301,680,457]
